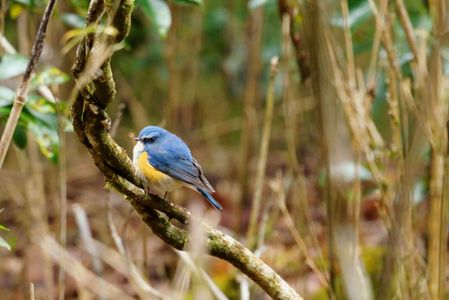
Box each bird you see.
[133,126,223,211]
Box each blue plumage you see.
[133,126,222,211]
[197,187,223,211]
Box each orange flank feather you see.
[137,152,170,184]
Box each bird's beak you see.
[133,137,141,142]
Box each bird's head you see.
[132,126,191,163]
[134,126,167,147]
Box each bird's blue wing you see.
[147,145,214,193]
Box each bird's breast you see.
[136,151,179,197]
[137,152,169,183]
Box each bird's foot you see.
[145,186,158,197]
[144,187,168,200]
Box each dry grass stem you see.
[270,174,329,289]
[90,239,164,299]
[246,57,279,249]
[38,235,135,300]
[29,283,34,300]
[72,204,103,275]
[175,250,228,300]
[394,0,419,65]
[238,6,265,218]
[56,93,68,300]
[281,14,301,176]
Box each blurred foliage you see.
[0,53,70,162]
[139,0,172,37]
[0,0,444,298]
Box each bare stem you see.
[246,57,279,249]
[427,2,448,298]
[238,6,264,224]
[57,96,68,300]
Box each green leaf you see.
[31,67,70,89]
[174,0,202,6]
[61,13,86,28]
[248,0,269,10]
[0,107,12,118]
[12,0,32,6]
[139,0,172,37]
[0,54,28,80]
[26,95,58,128]
[28,122,59,163]
[9,3,24,19]
[0,87,70,161]
[0,86,15,107]
[69,0,89,13]
[61,25,99,54]
[12,0,48,7]
[0,235,11,251]
[13,124,27,149]
[0,224,10,231]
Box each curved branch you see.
[70,1,302,299]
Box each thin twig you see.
[341,0,356,85]
[246,57,279,249]
[29,283,34,300]
[426,2,448,298]
[38,235,135,300]
[0,0,6,40]
[106,200,164,299]
[56,92,68,300]
[271,173,329,289]
[394,0,419,65]
[175,250,229,300]
[72,204,104,275]
[238,6,265,225]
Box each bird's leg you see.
[163,192,168,200]
[145,186,159,197]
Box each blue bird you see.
[133,126,223,211]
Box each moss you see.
[112,0,134,43]
[86,0,105,24]
[107,172,190,224]
[71,93,89,147]
[125,191,189,249]
[83,106,138,184]
[92,61,116,109]
[72,42,87,78]
[207,229,301,299]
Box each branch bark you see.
[71,0,302,299]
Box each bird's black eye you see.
[143,137,155,143]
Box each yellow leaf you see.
[10,4,24,19]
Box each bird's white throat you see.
[133,141,145,165]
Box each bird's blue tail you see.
[197,188,223,211]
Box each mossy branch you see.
[70,0,302,299]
